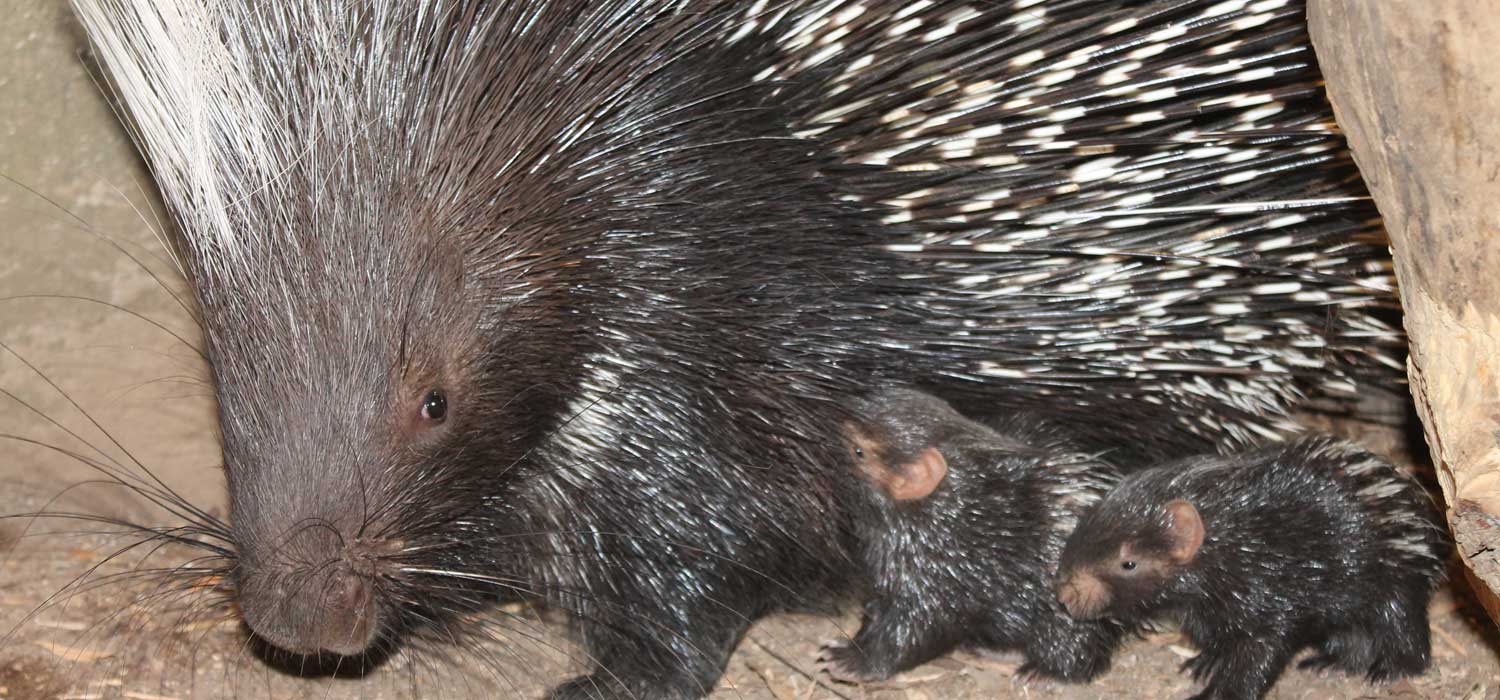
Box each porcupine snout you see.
[236,526,386,657]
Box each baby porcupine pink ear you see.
[885,447,948,501]
[1163,499,1205,564]
[846,425,947,501]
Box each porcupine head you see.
[1055,494,1207,621]
[72,0,927,667]
[63,0,775,660]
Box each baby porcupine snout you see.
[1056,571,1111,620]
[237,528,391,657]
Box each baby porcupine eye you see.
[420,389,448,423]
[1114,543,1144,575]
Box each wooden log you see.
[1308,1,1500,623]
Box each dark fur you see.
[1057,436,1452,700]
[196,6,948,698]
[68,0,1409,697]
[826,388,1124,682]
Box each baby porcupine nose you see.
[1057,573,1109,620]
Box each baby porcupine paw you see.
[548,674,695,700]
[1179,652,1224,683]
[1297,652,1338,673]
[546,676,616,700]
[817,639,882,684]
[1012,659,1069,686]
[1183,682,1231,700]
[1014,660,1047,682]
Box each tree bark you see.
[1308,0,1500,623]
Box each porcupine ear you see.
[1163,499,1205,564]
[887,447,949,501]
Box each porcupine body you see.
[70,0,1400,698]
[761,0,1400,461]
[1055,436,1451,700]
[830,387,1124,682]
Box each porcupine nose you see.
[309,568,377,656]
[241,565,377,657]
[241,565,379,656]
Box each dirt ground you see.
[2,2,1499,699]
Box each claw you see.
[1297,653,1336,672]
[1015,660,1040,681]
[1178,655,1200,675]
[816,639,871,684]
[1179,652,1218,682]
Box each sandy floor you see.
[3,2,1499,699]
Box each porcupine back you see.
[746,0,1400,456]
[73,0,1398,463]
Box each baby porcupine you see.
[1056,435,1451,700]
[825,387,1124,682]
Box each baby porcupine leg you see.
[1296,592,1432,682]
[1361,590,1434,681]
[1295,633,1362,673]
[1017,610,1123,681]
[1184,633,1298,700]
[819,594,969,682]
[1297,622,1388,676]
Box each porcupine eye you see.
[420,390,447,423]
[1120,560,1137,572]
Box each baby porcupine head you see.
[847,388,970,502]
[1056,496,1205,620]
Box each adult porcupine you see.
[69,0,1400,697]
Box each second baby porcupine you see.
[67,0,1405,697]
[1056,436,1451,700]
[827,387,1124,682]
